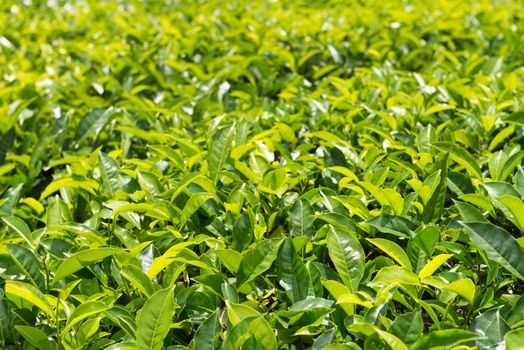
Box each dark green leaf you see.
[411,329,481,350]
[136,287,175,350]
[7,244,46,290]
[14,326,55,350]
[420,153,448,222]
[75,107,116,142]
[208,124,235,183]
[462,222,524,280]
[289,198,315,238]
[389,310,423,345]
[193,310,220,350]
[326,225,364,292]
[52,248,123,284]
[276,237,310,302]
[470,309,509,348]
[236,239,283,288]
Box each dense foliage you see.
[1,0,524,349]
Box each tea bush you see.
[1,0,524,349]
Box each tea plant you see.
[1,0,524,349]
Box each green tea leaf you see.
[5,281,54,318]
[236,239,283,288]
[371,266,421,286]
[6,244,45,290]
[389,310,423,345]
[455,200,487,222]
[505,328,524,350]
[180,192,214,227]
[193,309,220,350]
[121,264,156,297]
[422,277,476,303]
[75,107,116,142]
[418,254,453,278]
[208,124,235,183]
[2,216,33,248]
[471,309,509,348]
[322,280,355,315]
[497,195,524,230]
[289,198,315,238]
[366,215,416,237]
[348,323,409,350]
[226,301,260,326]
[52,248,123,284]
[367,238,412,270]
[326,225,364,292]
[104,307,137,337]
[276,237,310,302]
[14,326,56,350]
[63,301,109,333]
[433,142,482,178]
[462,222,524,280]
[420,153,448,222]
[136,287,175,350]
[411,329,481,350]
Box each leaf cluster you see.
[1,0,524,349]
